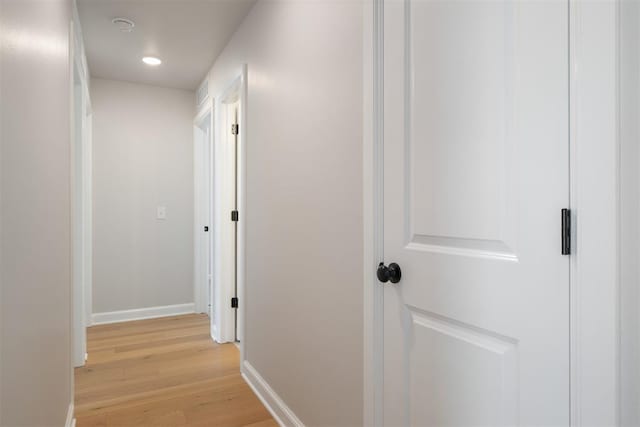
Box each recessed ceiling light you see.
[142,56,162,66]
[112,17,135,33]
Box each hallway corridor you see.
[74,314,276,426]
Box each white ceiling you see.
[77,0,256,90]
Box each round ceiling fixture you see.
[112,17,135,33]
[142,56,162,66]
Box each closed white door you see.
[205,125,213,320]
[382,0,570,425]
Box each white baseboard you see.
[65,403,75,427]
[92,303,195,325]
[241,361,304,427]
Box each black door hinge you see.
[204,226,209,232]
[231,210,239,222]
[561,208,571,255]
[231,297,239,308]
[231,124,239,135]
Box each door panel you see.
[408,308,518,426]
[382,0,570,425]
[409,1,514,248]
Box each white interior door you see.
[194,111,213,317]
[382,0,570,425]
[227,102,239,342]
[214,94,240,343]
[204,124,213,320]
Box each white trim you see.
[71,21,89,369]
[83,112,93,329]
[569,1,620,425]
[212,323,220,342]
[65,403,75,427]
[194,98,214,126]
[91,303,195,325]
[363,0,383,425]
[196,78,210,109]
[71,0,93,365]
[241,361,305,427]
[237,64,248,364]
[618,1,639,423]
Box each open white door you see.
[216,96,239,343]
[214,67,247,346]
[381,0,570,425]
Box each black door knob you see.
[377,262,402,284]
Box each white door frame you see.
[83,106,93,331]
[71,13,92,368]
[363,0,621,425]
[568,1,620,424]
[194,98,214,320]
[213,65,248,354]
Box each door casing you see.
[71,12,93,369]
[363,0,621,425]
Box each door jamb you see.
[362,0,622,425]
[568,1,620,424]
[71,11,92,369]
[363,0,383,425]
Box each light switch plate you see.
[157,206,167,220]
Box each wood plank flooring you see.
[74,314,277,427]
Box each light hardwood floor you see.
[75,314,277,427]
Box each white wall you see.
[92,78,195,314]
[0,0,73,424]
[204,1,363,425]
